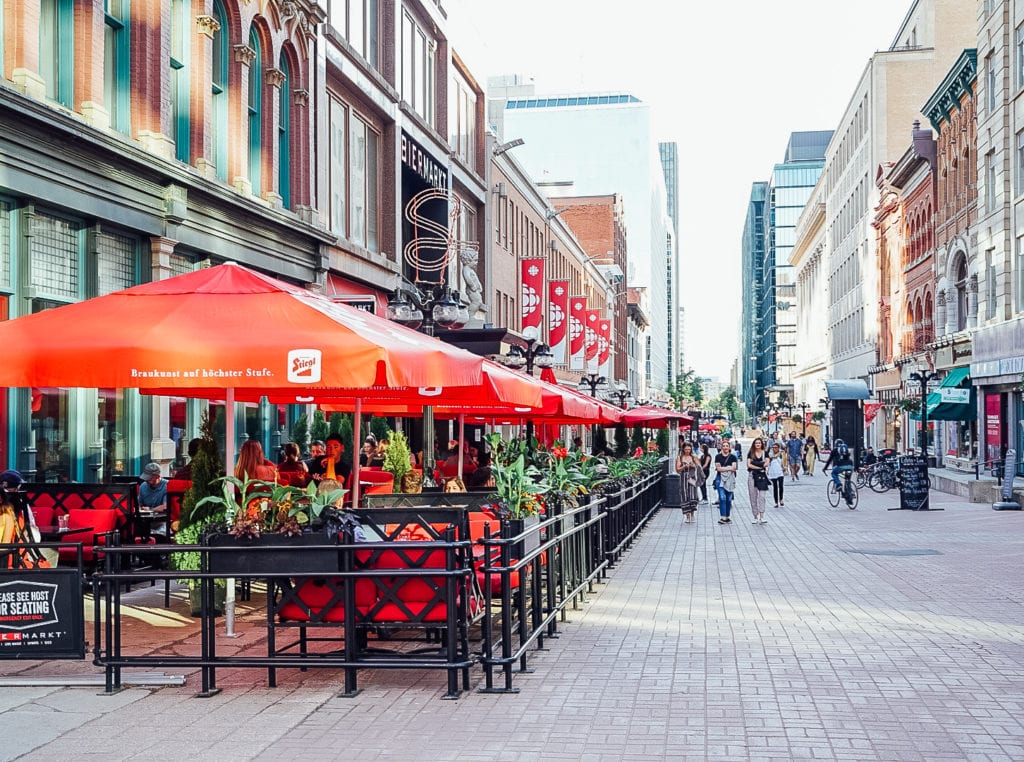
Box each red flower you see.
[552,446,569,459]
[633,446,645,458]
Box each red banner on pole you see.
[584,309,600,364]
[520,258,545,333]
[597,317,611,370]
[864,401,884,424]
[548,280,569,365]
[569,296,587,370]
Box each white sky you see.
[446,0,915,383]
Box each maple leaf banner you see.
[548,280,569,365]
[864,401,884,424]
[569,295,587,370]
[597,316,612,378]
[520,258,545,333]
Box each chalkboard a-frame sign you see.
[898,455,931,511]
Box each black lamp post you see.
[579,371,607,454]
[796,402,810,436]
[909,369,939,464]
[607,383,632,409]
[385,281,470,485]
[499,326,554,442]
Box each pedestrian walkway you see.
[3,477,1024,761]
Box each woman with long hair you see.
[676,441,705,524]
[698,444,713,505]
[804,435,820,475]
[767,441,787,508]
[714,441,738,524]
[235,440,278,483]
[746,438,770,524]
[277,442,309,486]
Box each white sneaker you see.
[752,518,760,524]
[760,515,768,523]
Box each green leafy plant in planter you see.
[484,433,545,519]
[382,429,413,492]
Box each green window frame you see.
[277,54,291,209]
[170,0,191,162]
[104,0,131,134]
[247,29,262,195]
[211,0,229,181]
[40,0,75,108]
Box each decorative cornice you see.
[265,68,287,88]
[923,49,978,132]
[195,15,221,37]
[292,89,309,107]
[234,44,257,66]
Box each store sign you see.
[401,132,447,190]
[938,388,969,404]
[0,572,85,659]
[972,356,1024,378]
[330,295,376,314]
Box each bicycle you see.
[826,468,859,509]
[868,461,898,493]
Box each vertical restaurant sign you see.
[548,280,569,364]
[569,296,587,370]
[0,572,85,660]
[985,393,1002,460]
[584,309,600,364]
[521,258,545,333]
[597,317,612,377]
[401,132,447,190]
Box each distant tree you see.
[630,424,646,452]
[592,426,608,456]
[613,423,629,457]
[310,409,329,443]
[290,413,309,454]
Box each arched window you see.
[924,293,934,343]
[247,28,262,194]
[40,0,74,108]
[104,0,131,134]
[210,0,229,181]
[170,0,191,162]
[955,257,968,332]
[277,54,291,209]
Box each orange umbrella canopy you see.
[0,263,485,391]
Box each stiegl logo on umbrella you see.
[287,349,323,383]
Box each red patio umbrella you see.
[621,406,693,429]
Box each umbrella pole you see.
[352,400,362,508]
[457,413,465,479]
[224,388,239,638]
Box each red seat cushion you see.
[278,577,376,623]
[58,508,120,563]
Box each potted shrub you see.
[485,433,546,555]
[382,429,418,493]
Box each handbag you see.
[752,468,770,491]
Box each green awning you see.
[910,368,973,421]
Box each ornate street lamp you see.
[578,372,607,397]
[795,402,810,436]
[909,368,939,465]
[498,326,554,440]
[607,383,632,409]
[385,281,470,485]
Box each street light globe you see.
[431,291,461,327]
[522,325,540,342]
[534,344,554,368]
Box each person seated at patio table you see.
[235,440,279,484]
[465,452,495,489]
[371,438,388,468]
[172,438,202,480]
[358,437,377,468]
[277,442,309,486]
[307,434,351,486]
[139,462,167,512]
[302,440,326,473]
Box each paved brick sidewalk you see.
[4,476,1024,761]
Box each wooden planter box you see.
[206,532,338,575]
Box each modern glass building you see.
[759,131,831,406]
[741,182,768,417]
[659,141,681,376]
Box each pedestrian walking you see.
[714,440,738,524]
[804,435,820,475]
[676,441,705,524]
[746,438,770,524]
[698,444,713,504]
[767,441,786,507]
[786,431,804,482]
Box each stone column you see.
[232,44,257,196]
[133,0,174,157]
[75,0,110,130]
[192,14,221,178]
[967,274,979,329]
[148,237,179,473]
[264,67,286,208]
[935,290,947,337]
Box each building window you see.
[210,0,229,181]
[329,0,378,69]
[400,9,436,125]
[449,70,476,167]
[247,30,263,195]
[30,212,82,302]
[95,228,137,295]
[170,0,191,162]
[39,0,74,108]
[328,96,378,250]
[277,54,291,209]
[987,52,997,113]
[1017,24,1024,91]
[985,248,996,320]
[0,200,10,290]
[1017,235,1024,312]
[104,0,130,134]
[986,151,997,212]
[955,258,968,332]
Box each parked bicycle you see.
[827,468,859,509]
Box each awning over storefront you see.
[824,379,871,400]
[912,367,974,421]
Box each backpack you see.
[835,442,850,457]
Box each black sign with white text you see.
[898,455,930,511]
[0,571,85,659]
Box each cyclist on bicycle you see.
[825,439,855,489]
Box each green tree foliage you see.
[310,409,329,443]
[591,425,608,456]
[656,428,670,455]
[630,424,646,452]
[613,423,629,457]
[290,413,309,454]
[179,411,225,530]
[668,368,704,409]
[708,386,742,422]
[369,415,391,443]
[335,414,353,460]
